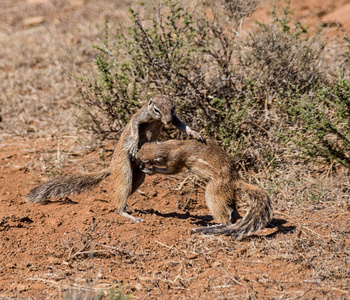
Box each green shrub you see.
[241,3,324,101]
[79,0,258,155]
[288,74,350,168]
[78,0,349,169]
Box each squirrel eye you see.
[154,107,160,115]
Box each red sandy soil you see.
[1,137,349,299]
[1,0,349,299]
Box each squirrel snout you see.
[161,115,172,125]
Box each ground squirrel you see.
[25,95,204,222]
[137,140,273,239]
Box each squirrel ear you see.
[148,100,153,106]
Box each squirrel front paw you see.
[140,165,155,175]
[190,130,206,144]
[128,143,139,161]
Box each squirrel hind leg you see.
[117,209,144,223]
[115,166,145,222]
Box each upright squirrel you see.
[25,95,204,222]
[137,140,272,239]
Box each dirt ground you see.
[1,0,349,299]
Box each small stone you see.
[16,284,28,292]
[22,16,45,27]
[69,0,85,8]
[27,0,49,3]
[186,253,198,259]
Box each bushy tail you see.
[25,169,111,203]
[194,180,273,239]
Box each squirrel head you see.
[148,94,175,125]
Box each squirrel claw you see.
[190,131,206,144]
[141,166,154,175]
[198,136,207,144]
[128,144,138,161]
